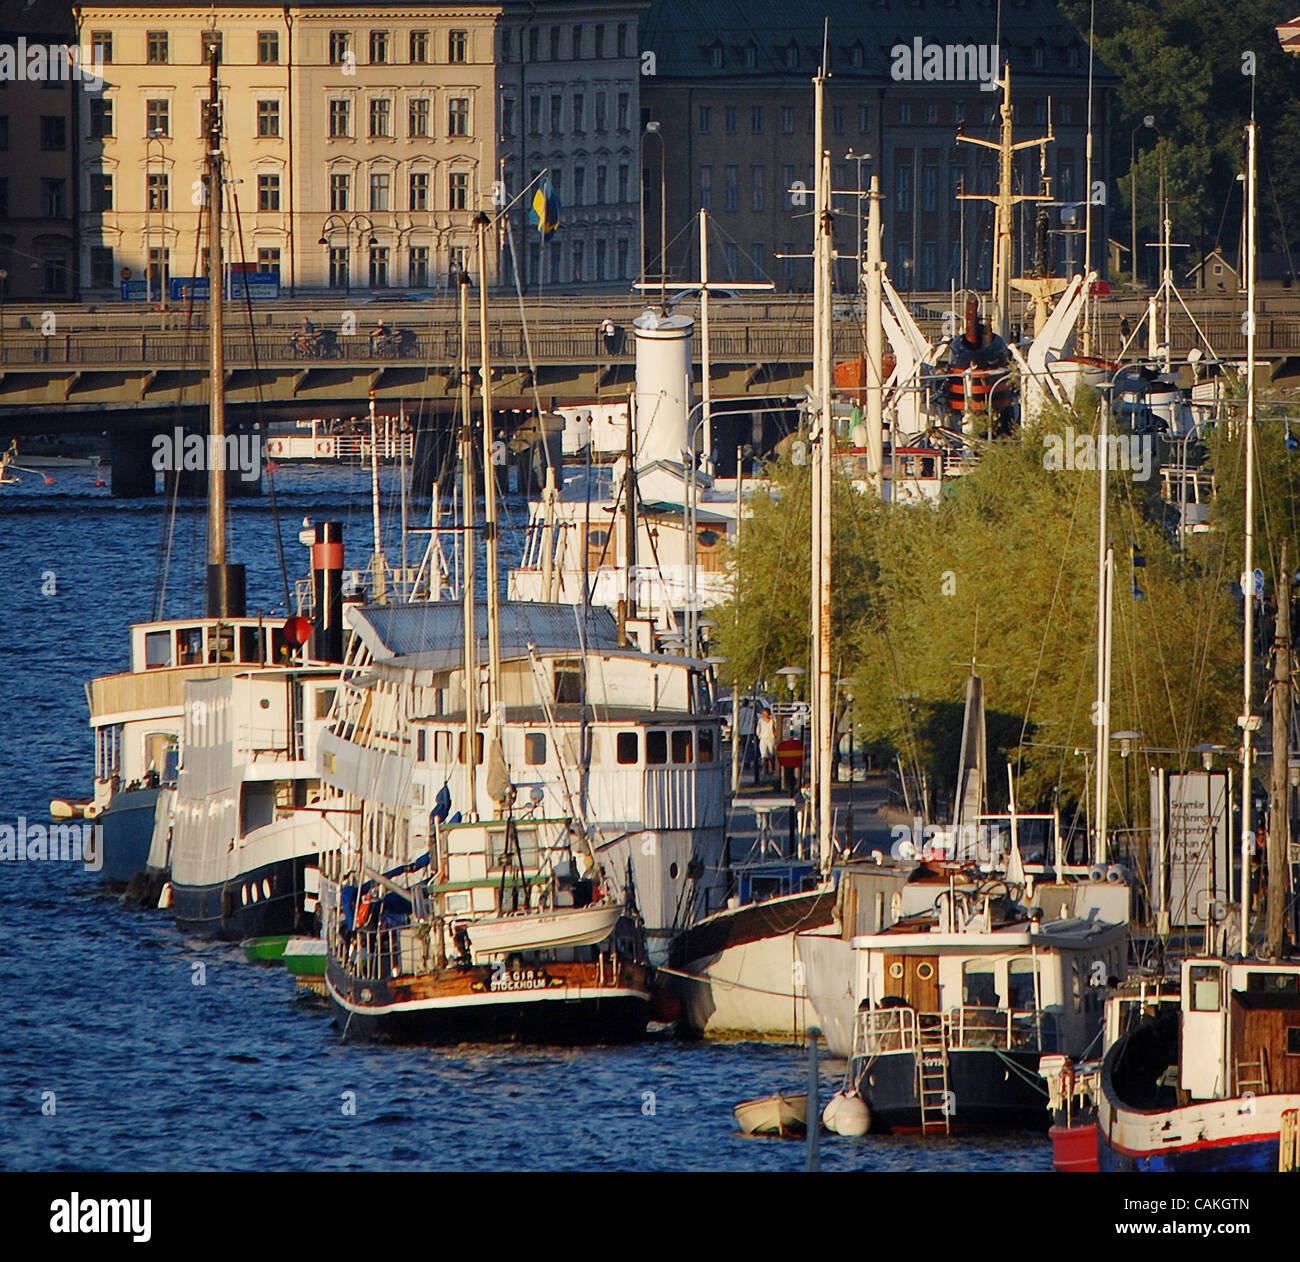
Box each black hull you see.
[98,787,163,885]
[853,1048,1050,1133]
[171,854,316,940]
[327,964,650,1046]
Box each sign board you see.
[1151,770,1231,927]
[119,278,149,301]
[169,271,280,302]
[776,739,804,769]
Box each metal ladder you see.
[917,1013,951,1135]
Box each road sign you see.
[1255,567,1265,597]
[776,738,804,769]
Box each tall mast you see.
[458,273,477,818]
[1241,113,1258,957]
[476,213,504,731]
[865,174,884,496]
[1092,396,1112,865]
[1268,540,1291,959]
[699,209,712,464]
[203,43,243,617]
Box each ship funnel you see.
[310,521,345,663]
[633,310,694,471]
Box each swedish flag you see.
[528,177,560,237]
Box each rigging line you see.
[226,167,290,611]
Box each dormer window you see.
[784,42,799,70]
[708,42,723,69]
[743,42,757,69]
[849,43,864,69]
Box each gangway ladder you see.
[1236,1047,1271,1096]
[916,1012,951,1135]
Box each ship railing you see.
[946,1006,1057,1053]
[342,923,431,980]
[852,1005,918,1056]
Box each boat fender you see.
[822,1089,871,1137]
[157,881,172,910]
[1087,865,1107,883]
[1105,864,1128,885]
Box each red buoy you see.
[282,614,312,646]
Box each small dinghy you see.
[243,935,291,965]
[734,1091,807,1137]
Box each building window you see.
[148,248,169,293]
[572,92,585,132]
[925,103,938,125]
[330,172,350,211]
[90,246,114,288]
[257,100,280,138]
[898,102,911,124]
[549,27,560,60]
[369,246,389,287]
[0,117,7,149]
[409,246,429,286]
[89,98,113,138]
[617,162,630,203]
[923,164,937,212]
[860,104,871,132]
[709,44,722,69]
[448,97,469,136]
[572,165,585,205]
[40,115,67,150]
[329,31,350,65]
[448,171,469,210]
[147,31,169,64]
[617,91,629,131]
[896,164,911,211]
[146,172,169,211]
[43,254,68,293]
[257,248,280,273]
[743,42,757,69]
[409,97,430,138]
[370,30,389,64]
[699,163,712,210]
[595,90,607,132]
[724,242,738,280]
[91,31,112,62]
[750,243,765,280]
[258,31,279,64]
[751,164,764,212]
[595,238,606,280]
[449,244,467,276]
[618,23,629,58]
[782,162,796,207]
[724,105,737,134]
[146,99,170,136]
[410,171,429,210]
[329,99,350,138]
[500,28,512,62]
[781,106,795,134]
[724,164,738,212]
[448,29,467,62]
[832,106,844,135]
[751,106,764,133]
[499,97,514,138]
[595,163,607,205]
[369,171,390,211]
[594,24,605,57]
[572,24,583,58]
[329,246,348,288]
[922,241,936,288]
[201,32,222,63]
[257,173,280,210]
[529,95,542,135]
[41,179,66,217]
[782,241,795,285]
[410,30,428,63]
[698,105,711,133]
[0,177,8,216]
[784,42,798,69]
[90,172,113,211]
[572,240,584,281]
[369,98,391,138]
[617,238,629,278]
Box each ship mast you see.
[1240,110,1258,957]
[203,43,243,617]
[1268,540,1291,959]
[956,65,1054,342]
[458,272,478,818]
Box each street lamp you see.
[1129,114,1156,288]
[837,677,855,847]
[844,149,872,273]
[145,128,166,305]
[642,121,666,308]
[318,213,377,295]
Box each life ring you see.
[315,439,330,458]
[354,890,375,929]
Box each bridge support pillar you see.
[109,429,157,498]
[410,414,456,504]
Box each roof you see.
[640,0,1110,83]
[347,599,622,664]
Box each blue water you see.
[0,463,1050,1171]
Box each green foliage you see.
[717,404,1241,819]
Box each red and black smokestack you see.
[310,522,345,663]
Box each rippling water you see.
[0,463,1049,1171]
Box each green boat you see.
[282,936,326,977]
[242,935,291,964]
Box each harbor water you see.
[0,464,1048,1171]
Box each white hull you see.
[464,904,623,962]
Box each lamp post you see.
[1113,729,1143,878]
[844,149,871,273]
[318,212,377,295]
[1129,114,1156,288]
[642,121,666,307]
[837,677,855,849]
[145,128,166,304]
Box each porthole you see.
[240,885,248,906]
[889,961,905,980]
[669,862,679,880]
[262,878,272,899]
[250,883,259,903]
[916,962,935,981]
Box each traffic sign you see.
[776,738,804,769]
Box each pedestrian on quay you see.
[757,705,778,788]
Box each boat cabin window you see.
[672,729,693,763]
[315,688,337,719]
[698,728,714,762]
[416,730,426,762]
[524,732,547,765]
[1189,964,1222,1011]
[1008,958,1037,1010]
[1288,1028,1300,1056]
[239,626,264,663]
[488,826,539,869]
[208,623,236,663]
[144,630,172,668]
[554,662,583,703]
[270,626,290,662]
[962,962,999,1007]
[177,627,204,666]
[433,730,454,763]
[457,731,484,764]
[616,731,639,764]
[646,730,668,765]
[1246,971,1300,995]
